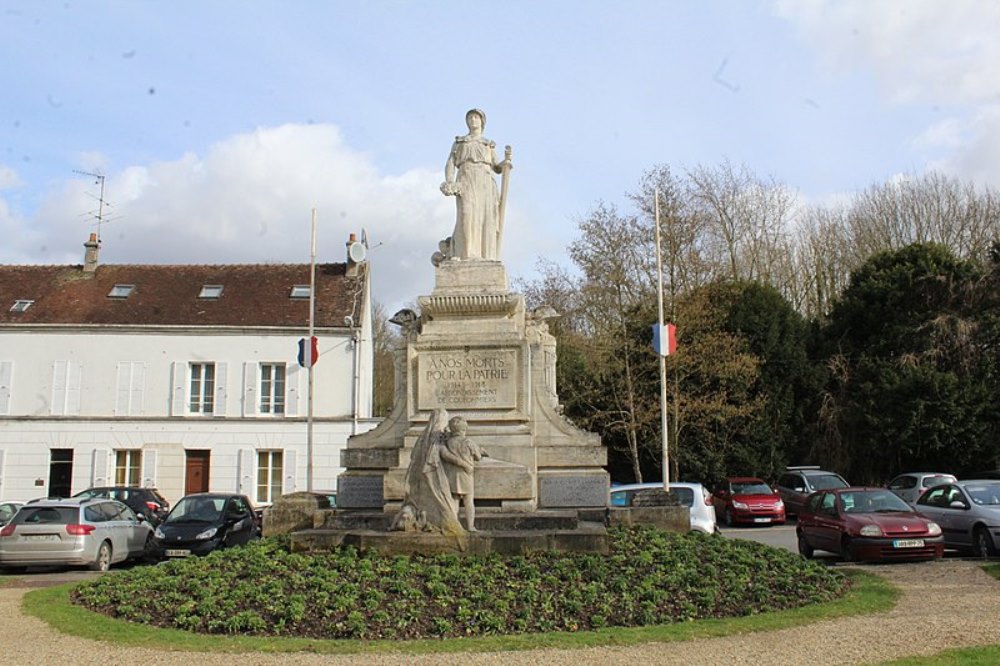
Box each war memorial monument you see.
[287,110,680,554]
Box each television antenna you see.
[73,170,117,242]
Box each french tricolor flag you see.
[651,323,677,357]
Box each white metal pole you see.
[654,189,670,488]
[307,208,317,492]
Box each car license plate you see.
[24,534,59,542]
[753,518,771,523]
[893,539,925,548]
[165,549,191,557]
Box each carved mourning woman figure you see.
[440,108,510,260]
[391,408,463,535]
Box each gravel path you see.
[2,560,997,666]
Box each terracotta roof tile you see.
[0,263,363,328]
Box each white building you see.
[0,234,375,507]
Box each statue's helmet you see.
[465,108,486,127]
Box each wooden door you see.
[184,450,210,494]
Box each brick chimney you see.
[83,233,100,273]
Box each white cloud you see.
[1,124,459,311]
[772,0,1000,105]
[773,0,1000,187]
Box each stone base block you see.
[607,506,690,533]
[537,470,610,508]
[336,474,385,509]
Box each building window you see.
[10,299,34,312]
[259,363,286,415]
[257,450,283,504]
[189,363,215,414]
[198,284,224,299]
[289,285,311,299]
[115,450,141,486]
[108,284,134,298]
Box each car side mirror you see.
[949,501,968,510]
[793,486,805,493]
[136,513,146,522]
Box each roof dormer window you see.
[289,285,311,299]
[108,284,135,299]
[198,285,224,299]
[10,299,34,312]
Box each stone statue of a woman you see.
[440,108,512,260]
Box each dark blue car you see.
[151,492,258,559]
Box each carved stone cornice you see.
[418,293,520,317]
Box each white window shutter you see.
[0,361,12,415]
[91,448,110,486]
[66,361,83,415]
[115,362,130,415]
[170,362,186,416]
[237,448,255,495]
[242,362,257,417]
[213,362,228,416]
[142,449,157,487]
[132,363,146,416]
[282,450,297,495]
[286,363,300,417]
[52,360,68,415]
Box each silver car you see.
[609,482,718,533]
[0,502,23,527]
[0,498,152,571]
[887,472,957,504]
[915,480,1000,557]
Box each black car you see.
[150,493,258,559]
[72,487,170,526]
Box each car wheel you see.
[724,508,734,527]
[841,536,856,563]
[797,532,814,559]
[974,527,996,558]
[89,541,112,572]
[141,533,156,563]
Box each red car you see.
[796,487,944,562]
[712,477,786,526]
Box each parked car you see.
[796,487,944,563]
[914,480,1000,557]
[712,477,786,526]
[72,487,170,526]
[609,482,717,533]
[150,493,259,559]
[886,473,957,504]
[0,498,153,571]
[776,466,850,517]
[0,501,23,527]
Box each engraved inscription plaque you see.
[418,348,518,410]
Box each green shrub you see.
[71,526,847,640]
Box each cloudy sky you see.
[2,1,998,312]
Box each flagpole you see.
[307,208,317,492]
[654,189,670,489]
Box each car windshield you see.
[732,482,772,495]
[840,490,912,514]
[810,474,848,490]
[166,497,223,523]
[966,484,1000,506]
[922,475,956,487]
[12,506,77,525]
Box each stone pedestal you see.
[338,258,608,514]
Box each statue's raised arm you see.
[440,108,512,261]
